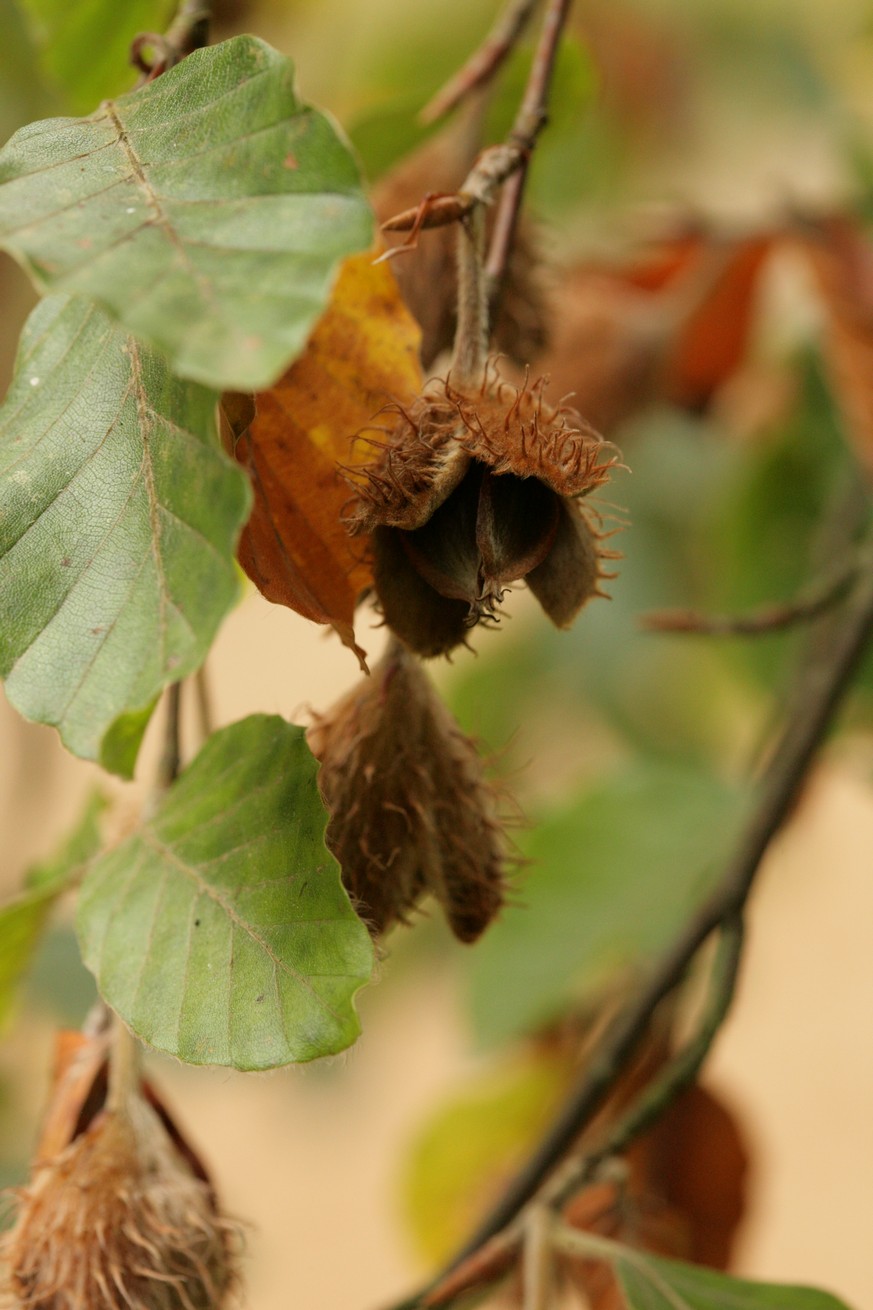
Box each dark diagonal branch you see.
[382,0,574,241]
[486,0,572,297]
[421,918,745,1308]
[643,562,856,637]
[383,532,873,1310]
[421,0,541,125]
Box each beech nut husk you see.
[308,640,508,943]
[347,366,618,656]
[2,1037,237,1310]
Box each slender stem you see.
[106,1016,141,1115]
[156,681,183,793]
[486,0,573,297]
[451,207,489,383]
[522,1205,556,1310]
[383,531,873,1310]
[642,563,856,637]
[382,0,574,238]
[420,920,744,1307]
[131,0,211,77]
[549,916,745,1212]
[164,0,212,56]
[194,663,214,744]
[421,0,541,124]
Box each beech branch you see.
[421,917,745,1307]
[382,0,574,242]
[643,562,856,637]
[131,0,211,79]
[383,530,873,1310]
[420,0,541,125]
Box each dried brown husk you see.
[347,368,616,655]
[3,1036,237,1310]
[308,642,508,942]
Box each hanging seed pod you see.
[347,365,619,656]
[308,640,508,943]
[3,1030,237,1310]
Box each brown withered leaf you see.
[225,250,423,664]
[797,215,873,476]
[541,228,774,434]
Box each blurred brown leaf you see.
[561,1044,748,1309]
[225,251,422,664]
[797,215,873,476]
[542,229,774,434]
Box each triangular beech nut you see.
[372,526,470,657]
[526,500,602,627]
[399,464,484,603]
[476,472,561,594]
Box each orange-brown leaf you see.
[798,216,873,475]
[542,231,774,433]
[227,251,423,662]
[662,234,774,410]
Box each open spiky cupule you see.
[347,367,619,656]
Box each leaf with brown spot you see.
[225,251,423,664]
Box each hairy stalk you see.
[106,1016,141,1116]
[451,207,489,383]
[383,530,873,1310]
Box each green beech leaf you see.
[76,716,374,1069]
[0,295,250,774]
[14,0,174,115]
[0,35,373,390]
[467,761,746,1046]
[0,790,106,1028]
[569,1233,857,1310]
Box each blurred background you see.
[2,0,873,1306]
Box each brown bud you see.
[348,367,618,656]
[308,641,508,943]
[3,1033,237,1310]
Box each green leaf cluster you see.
[0,30,377,1067]
[0,34,372,771]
